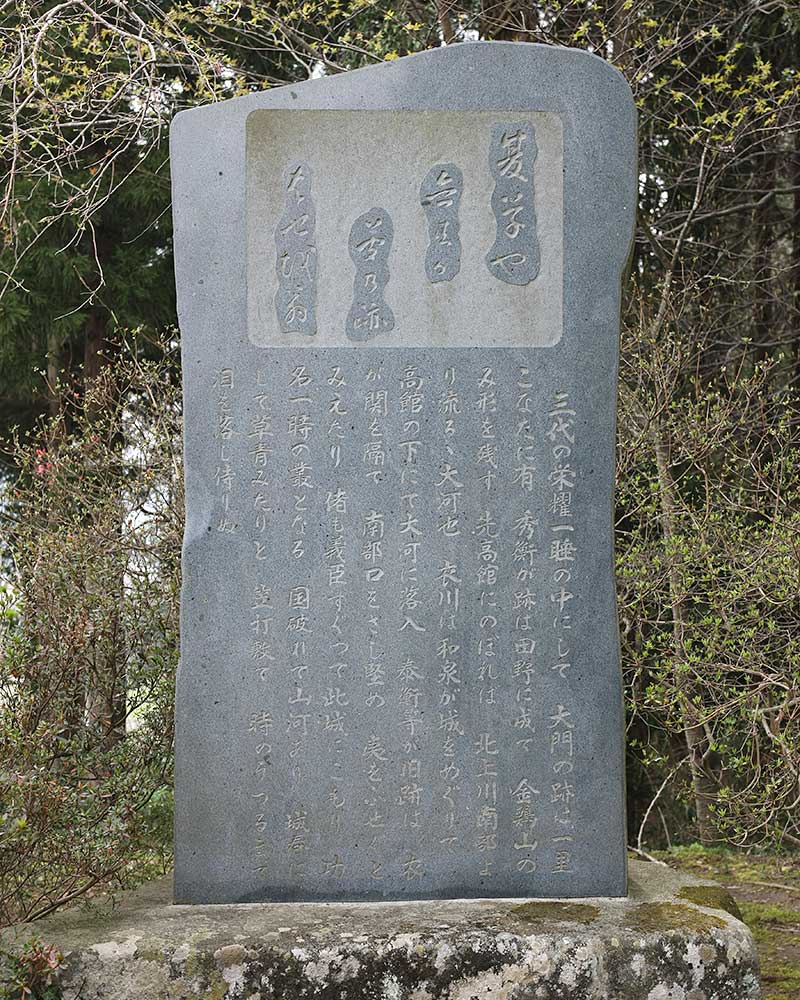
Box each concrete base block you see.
[2,861,760,999]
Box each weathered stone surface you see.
[172,41,636,905]
[3,862,760,999]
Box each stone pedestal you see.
[2,861,760,999]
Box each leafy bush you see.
[0,343,181,925]
[618,337,800,849]
[0,937,62,1000]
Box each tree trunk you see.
[83,306,107,418]
[607,0,632,69]
[793,121,800,386]
[753,150,776,367]
[45,330,62,420]
[437,1,456,43]
[81,250,127,746]
[479,1,534,41]
[653,424,719,843]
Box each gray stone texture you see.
[420,163,463,283]
[345,207,395,340]
[274,161,317,337]
[2,862,761,1000]
[246,108,564,349]
[486,121,540,285]
[171,42,637,903]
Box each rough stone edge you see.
[2,861,761,1000]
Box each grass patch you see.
[656,844,800,891]
[741,903,800,1000]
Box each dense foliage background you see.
[1,0,798,924]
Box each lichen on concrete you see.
[0,861,761,1000]
[510,901,601,924]
[624,902,726,933]
[678,885,744,921]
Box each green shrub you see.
[0,937,62,1000]
[0,344,181,925]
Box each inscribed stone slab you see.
[171,42,637,904]
[247,110,563,348]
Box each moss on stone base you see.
[510,902,600,924]
[678,885,744,921]
[1,861,761,1000]
[625,902,726,933]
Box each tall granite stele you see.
[172,42,633,905]
[0,41,762,1000]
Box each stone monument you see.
[172,41,634,905]
[0,43,762,1000]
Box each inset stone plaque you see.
[247,109,563,348]
[171,42,637,904]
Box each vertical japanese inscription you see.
[214,368,236,536]
[510,367,540,878]
[545,390,579,878]
[274,161,317,336]
[486,123,540,286]
[247,369,276,879]
[346,208,395,341]
[196,353,616,899]
[420,164,463,283]
[473,369,499,882]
